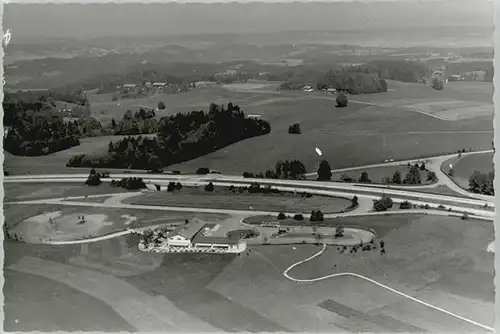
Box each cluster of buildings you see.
[143,218,245,253]
[121,82,168,93]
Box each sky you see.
[4,0,493,42]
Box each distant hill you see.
[5,1,492,43]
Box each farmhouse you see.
[194,81,218,88]
[123,84,137,91]
[152,82,167,87]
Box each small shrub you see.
[277,212,286,220]
[167,182,176,192]
[293,214,304,221]
[341,174,354,182]
[399,201,412,209]
[335,226,345,238]
[196,167,210,175]
[288,123,301,134]
[351,196,359,208]
[310,210,324,222]
[205,182,215,192]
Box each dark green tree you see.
[392,171,402,184]
[359,171,371,183]
[317,160,333,181]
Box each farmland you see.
[5,212,491,332]
[211,214,494,332]
[165,81,492,174]
[5,79,493,176]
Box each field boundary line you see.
[283,244,494,332]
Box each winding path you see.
[282,244,494,332]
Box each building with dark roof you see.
[167,218,206,247]
[165,218,244,251]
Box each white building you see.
[166,218,206,247]
[164,218,244,252]
[123,84,137,91]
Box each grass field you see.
[123,187,352,214]
[326,164,435,185]
[4,203,229,242]
[212,214,493,332]
[442,152,493,190]
[4,269,134,332]
[4,211,493,332]
[3,135,153,175]
[4,182,131,202]
[5,80,493,176]
[164,81,492,174]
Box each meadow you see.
[328,164,434,185]
[5,80,493,176]
[4,203,229,242]
[210,214,494,332]
[441,151,494,190]
[123,186,352,214]
[4,182,130,202]
[4,209,493,332]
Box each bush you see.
[196,168,210,175]
[157,101,166,110]
[359,171,371,183]
[242,172,255,178]
[277,212,287,220]
[431,77,444,90]
[310,210,324,222]
[340,174,353,182]
[205,182,215,192]
[399,201,412,209]
[420,162,426,171]
[351,195,359,208]
[336,93,348,107]
[427,171,437,182]
[85,168,102,186]
[111,177,146,190]
[335,226,345,238]
[461,212,469,220]
[373,194,393,211]
[167,182,176,192]
[293,214,304,221]
[175,182,182,190]
[288,123,301,134]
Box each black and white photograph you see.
[2,1,495,332]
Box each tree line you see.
[469,170,494,196]
[67,103,271,169]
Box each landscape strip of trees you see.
[469,170,494,196]
[67,103,271,169]
[4,91,160,156]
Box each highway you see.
[4,173,494,220]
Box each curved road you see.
[282,244,493,332]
